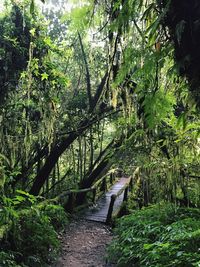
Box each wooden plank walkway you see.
[82,177,129,223]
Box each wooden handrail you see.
[91,168,116,190]
[59,168,139,214]
[114,176,132,198]
[105,167,140,224]
[55,169,116,200]
[106,179,131,225]
[106,194,116,224]
[58,169,118,212]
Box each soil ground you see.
[53,219,115,267]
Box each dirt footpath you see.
[53,219,115,267]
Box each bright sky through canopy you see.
[0,0,74,12]
[37,0,74,11]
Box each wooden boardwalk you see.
[82,177,129,223]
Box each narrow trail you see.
[52,177,130,266]
[53,219,115,267]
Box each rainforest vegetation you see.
[0,0,200,266]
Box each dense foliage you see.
[0,191,68,266]
[108,204,200,266]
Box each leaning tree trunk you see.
[29,108,114,195]
[29,132,78,195]
[29,116,99,195]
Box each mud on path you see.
[53,219,114,267]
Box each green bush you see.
[40,204,69,231]
[108,203,200,267]
[9,208,60,266]
[0,193,69,266]
[0,251,21,267]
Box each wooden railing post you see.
[123,187,128,202]
[129,176,133,191]
[106,194,116,225]
[92,188,96,203]
[110,172,113,184]
[101,176,107,192]
[65,192,76,213]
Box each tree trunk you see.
[76,157,111,205]
[29,113,111,195]
[29,131,78,195]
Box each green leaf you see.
[30,0,35,15]
[41,72,49,81]
[20,72,26,78]
[177,251,184,257]
[144,243,153,250]
[30,28,36,37]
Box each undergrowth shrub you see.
[0,192,69,267]
[10,208,60,266]
[39,204,69,231]
[0,251,21,267]
[108,203,200,267]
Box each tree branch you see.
[90,71,108,112]
[78,32,92,108]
